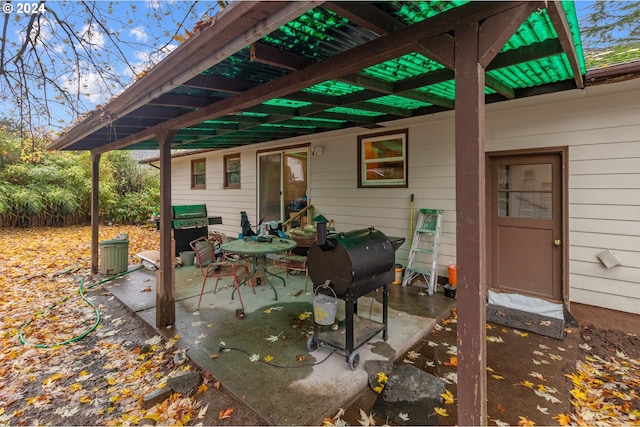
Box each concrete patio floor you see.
[104,261,455,425]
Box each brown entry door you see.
[489,153,563,301]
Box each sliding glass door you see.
[258,148,308,223]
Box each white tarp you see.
[488,290,564,320]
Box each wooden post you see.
[90,152,101,275]
[156,129,176,328]
[454,20,487,426]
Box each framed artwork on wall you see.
[357,129,408,188]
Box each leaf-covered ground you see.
[0,225,266,426]
[334,309,640,426]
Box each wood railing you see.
[282,205,313,231]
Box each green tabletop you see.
[221,237,297,256]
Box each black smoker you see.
[307,225,404,369]
[171,204,222,254]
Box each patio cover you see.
[49,2,588,424]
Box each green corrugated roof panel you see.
[236,112,269,118]
[201,120,236,125]
[368,94,431,110]
[263,7,369,59]
[388,1,470,25]
[489,54,574,88]
[259,123,316,130]
[263,98,312,108]
[326,106,386,117]
[362,52,446,83]
[501,3,585,75]
[304,80,365,96]
[290,116,346,124]
[415,81,457,101]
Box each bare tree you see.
[0,1,225,136]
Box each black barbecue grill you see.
[171,204,222,254]
[306,225,404,369]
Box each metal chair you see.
[190,236,246,311]
[272,251,309,291]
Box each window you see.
[224,154,241,189]
[191,159,206,189]
[358,129,408,188]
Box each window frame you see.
[191,158,206,189]
[224,153,241,189]
[357,129,409,188]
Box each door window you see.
[497,164,552,218]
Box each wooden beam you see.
[156,129,177,328]
[546,0,585,88]
[323,1,403,35]
[148,94,220,109]
[341,73,394,94]
[479,2,539,68]
[182,74,259,94]
[487,38,564,71]
[454,19,488,426]
[485,74,515,99]
[418,33,455,68]
[90,152,101,275]
[250,42,314,71]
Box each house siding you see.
[171,77,640,315]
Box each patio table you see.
[221,237,297,301]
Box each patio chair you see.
[190,236,247,311]
[272,251,309,291]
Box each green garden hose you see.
[19,265,143,348]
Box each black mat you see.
[486,304,565,339]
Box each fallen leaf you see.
[440,389,455,404]
[197,403,209,419]
[218,408,234,420]
[398,412,409,421]
[553,413,572,426]
[376,372,388,385]
[537,405,549,415]
[265,334,280,343]
[518,415,536,426]
[444,356,458,367]
[520,380,535,389]
[434,407,449,417]
[406,350,421,360]
[358,408,376,426]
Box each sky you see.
[0,0,633,136]
[0,0,223,134]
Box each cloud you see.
[130,27,149,43]
[60,62,121,105]
[77,23,105,50]
[125,44,179,78]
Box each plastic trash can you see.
[99,233,129,275]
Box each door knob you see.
[553,239,561,246]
